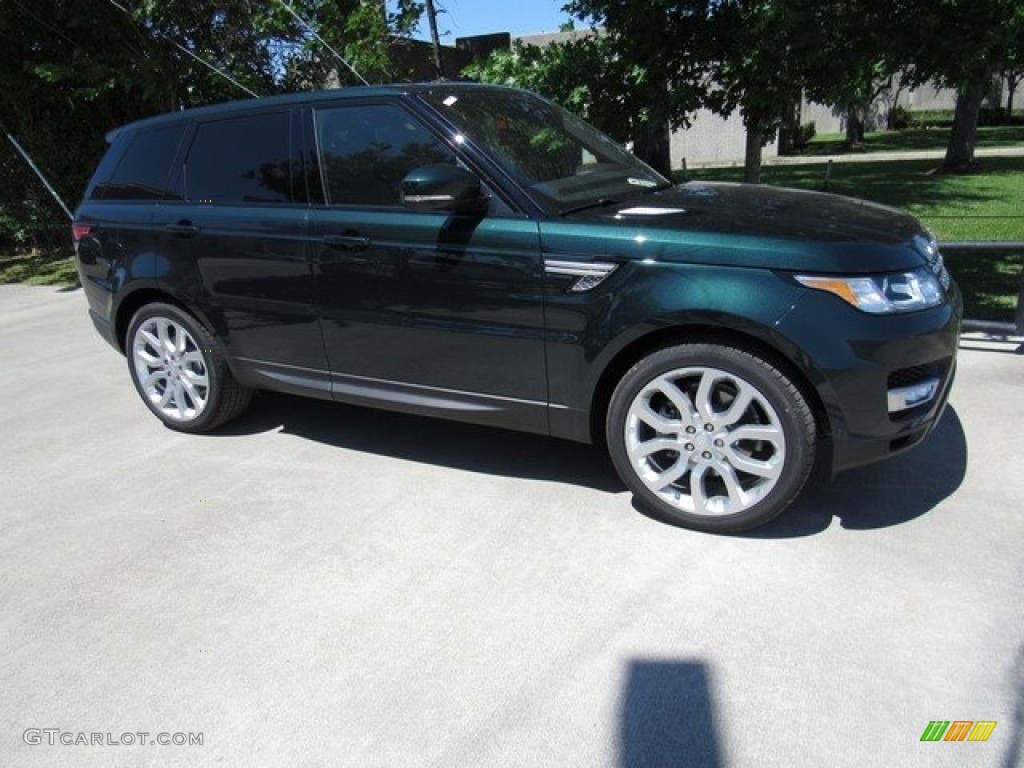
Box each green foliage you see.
[0,0,427,252]
[463,35,648,146]
[798,122,817,148]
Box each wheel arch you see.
[114,288,215,354]
[588,323,832,450]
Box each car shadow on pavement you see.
[746,405,968,538]
[215,391,626,493]
[620,659,722,768]
[215,393,966,535]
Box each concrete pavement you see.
[1,284,1021,767]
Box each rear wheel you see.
[607,343,815,533]
[126,302,251,432]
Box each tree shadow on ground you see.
[620,659,722,768]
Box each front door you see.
[308,102,548,432]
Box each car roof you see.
[106,81,523,142]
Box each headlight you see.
[796,267,946,314]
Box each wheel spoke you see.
[142,370,168,390]
[718,385,754,427]
[138,329,162,354]
[655,377,697,422]
[181,367,208,388]
[158,384,174,409]
[174,381,188,418]
[175,326,188,356]
[689,463,710,514]
[634,401,680,433]
[156,319,174,355]
[633,437,682,458]
[694,371,718,421]
[715,462,747,508]
[136,348,162,368]
[725,448,782,479]
[180,377,206,409]
[729,424,782,445]
[642,457,688,493]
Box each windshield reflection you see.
[421,88,671,215]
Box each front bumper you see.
[777,283,962,474]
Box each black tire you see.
[606,343,816,533]
[125,302,252,433]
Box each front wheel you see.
[607,343,816,533]
[126,302,252,432]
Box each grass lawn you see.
[0,249,78,287]
[941,245,1023,324]
[682,155,1024,242]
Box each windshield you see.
[421,88,672,215]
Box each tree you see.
[563,2,715,176]
[896,0,1023,170]
[0,0,427,250]
[463,30,686,176]
[568,0,819,183]
[801,0,906,148]
[699,0,809,182]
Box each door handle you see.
[165,222,201,238]
[322,234,371,252]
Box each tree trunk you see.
[845,103,863,146]
[425,0,445,79]
[744,126,763,184]
[633,119,672,178]
[777,98,800,155]
[943,84,984,171]
[1008,74,1019,123]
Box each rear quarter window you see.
[183,111,293,204]
[92,124,186,201]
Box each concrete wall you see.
[669,108,772,170]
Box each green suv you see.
[73,83,961,532]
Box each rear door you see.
[154,108,328,394]
[307,100,549,432]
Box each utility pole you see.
[425,0,445,79]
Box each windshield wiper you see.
[558,198,619,217]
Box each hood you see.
[609,182,920,243]
[541,182,929,274]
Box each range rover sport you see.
[72,83,961,532]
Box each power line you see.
[273,0,370,87]
[106,0,261,99]
[2,129,73,221]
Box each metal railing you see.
[938,241,1024,336]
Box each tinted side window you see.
[316,105,455,206]
[185,112,292,204]
[93,124,184,200]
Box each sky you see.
[392,0,575,40]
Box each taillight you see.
[71,223,92,243]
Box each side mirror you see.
[400,165,486,214]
